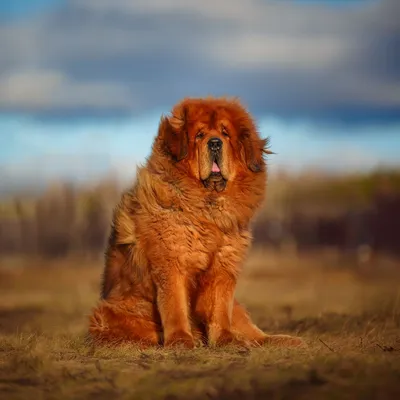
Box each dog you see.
[89,97,303,349]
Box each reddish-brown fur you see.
[89,97,303,348]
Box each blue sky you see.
[1,113,399,190]
[0,0,399,190]
[0,0,65,19]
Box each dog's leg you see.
[153,267,195,349]
[194,268,248,348]
[231,300,305,347]
[88,297,161,348]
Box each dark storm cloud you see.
[0,0,399,122]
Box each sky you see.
[0,0,399,191]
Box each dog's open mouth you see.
[211,160,221,174]
[209,158,223,180]
[203,158,226,192]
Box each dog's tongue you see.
[212,161,220,173]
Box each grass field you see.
[0,249,399,400]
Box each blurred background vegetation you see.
[1,168,399,263]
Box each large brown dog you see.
[89,97,303,349]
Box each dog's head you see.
[157,97,271,192]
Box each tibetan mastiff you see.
[89,97,303,349]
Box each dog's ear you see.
[240,129,271,173]
[231,99,272,173]
[158,106,189,162]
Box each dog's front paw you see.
[164,330,195,349]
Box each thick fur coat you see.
[89,97,303,348]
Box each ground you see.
[0,249,399,400]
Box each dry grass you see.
[0,250,400,400]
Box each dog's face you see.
[158,98,270,192]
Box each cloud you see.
[0,0,399,121]
[208,35,350,70]
[0,69,133,111]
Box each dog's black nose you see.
[208,137,222,152]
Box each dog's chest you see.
[179,212,246,274]
[177,221,221,272]
[157,194,246,273]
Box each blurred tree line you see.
[0,170,399,261]
[254,169,400,259]
[0,179,119,259]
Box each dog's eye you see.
[196,131,205,139]
[222,127,229,138]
